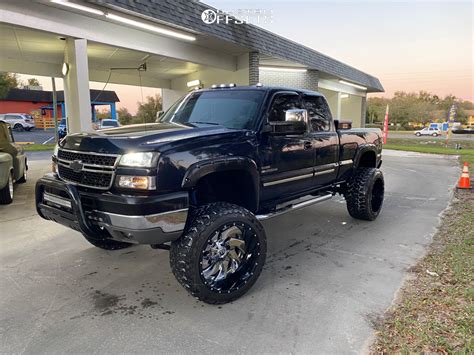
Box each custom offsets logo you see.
[201,8,273,25]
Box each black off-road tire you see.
[345,167,384,221]
[170,202,267,304]
[0,172,14,204]
[82,234,134,250]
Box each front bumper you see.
[35,174,188,245]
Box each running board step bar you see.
[256,193,333,221]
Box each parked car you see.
[0,113,35,131]
[452,125,474,134]
[414,127,441,137]
[58,118,67,140]
[99,119,120,129]
[0,122,28,204]
[36,85,384,304]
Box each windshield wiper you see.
[191,121,221,126]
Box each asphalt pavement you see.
[13,129,55,144]
[0,151,459,353]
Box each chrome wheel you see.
[8,174,13,198]
[200,223,260,293]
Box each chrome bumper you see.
[90,208,188,244]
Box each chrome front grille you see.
[57,149,119,189]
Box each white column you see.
[336,92,342,120]
[63,38,92,133]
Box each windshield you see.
[159,90,265,130]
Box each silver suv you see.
[0,113,35,131]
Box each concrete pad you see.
[0,152,459,353]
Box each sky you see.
[18,0,473,113]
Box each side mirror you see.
[269,109,308,135]
[155,110,164,123]
[334,120,352,130]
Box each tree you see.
[117,107,133,125]
[135,94,163,124]
[0,72,20,98]
[27,78,41,87]
[367,91,472,129]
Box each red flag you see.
[382,104,389,144]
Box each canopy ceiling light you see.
[259,66,307,73]
[340,93,349,99]
[105,13,196,41]
[338,80,367,91]
[50,0,105,15]
[50,1,196,41]
[186,79,202,88]
[61,62,69,76]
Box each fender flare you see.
[182,157,259,189]
[181,157,260,211]
[353,144,378,168]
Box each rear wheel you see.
[170,202,267,304]
[13,123,24,131]
[415,132,421,136]
[345,167,384,221]
[0,172,14,204]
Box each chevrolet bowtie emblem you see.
[69,160,83,173]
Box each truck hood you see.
[59,122,245,154]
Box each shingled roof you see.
[2,89,120,103]
[89,0,383,92]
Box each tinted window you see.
[160,90,265,130]
[102,120,118,127]
[5,115,19,120]
[268,94,302,122]
[304,96,332,132]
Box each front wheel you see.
[415,132,421,136]
[345,167,385,221]
[170,203,267,304]
[432,133,438,137]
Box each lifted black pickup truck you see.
[36,85,384,304]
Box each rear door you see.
[303,95,339,186]
[259,92,315,200]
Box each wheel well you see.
[192,170,257,212]
[358,151,376,168]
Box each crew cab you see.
[35,85,384,304]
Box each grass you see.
[372,191,474,353]
[385,138,474,166]
[21,144,55,152]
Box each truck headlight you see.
[119,152,155,167]
[117,175,156,190]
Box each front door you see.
[259,92,315,201]
[303,95,339,186]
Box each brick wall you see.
[249,52,259,85]
[259,69,318,90]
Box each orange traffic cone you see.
[457,162,472,189]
